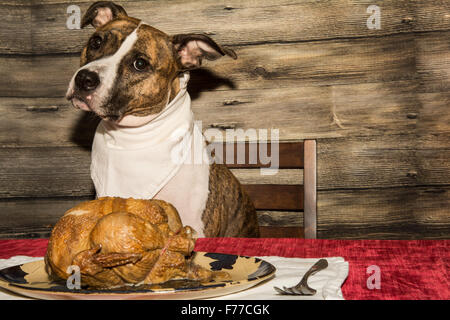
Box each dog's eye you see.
[133,58,148,71]
[89,36,103,50]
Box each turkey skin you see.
[45,197,222,289]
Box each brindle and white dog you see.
[66,1,259,237]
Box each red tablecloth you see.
[0,238,448,300]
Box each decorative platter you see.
[0,252,275,300]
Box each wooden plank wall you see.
[0,0,449,239]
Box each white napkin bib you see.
[91,72,206,199]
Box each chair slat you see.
[243,184,304,210]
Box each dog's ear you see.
[171,34,237,70]
[81,1,128,29]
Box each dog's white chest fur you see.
[90,73,209,236]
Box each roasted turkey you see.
[45,197,222,289]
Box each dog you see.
[66,1,260,237]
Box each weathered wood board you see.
[0,80,420,147]
[1,134,449,199]
[416,31,450,92]
[418,92,450,134]
[1,33,418,97]
[1,185,448,239]
[1,0,450,55]
[318,186,450,239]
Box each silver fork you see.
[274,258,329,295]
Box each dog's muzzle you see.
[66,69,101,112]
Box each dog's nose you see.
[75,69,100,91]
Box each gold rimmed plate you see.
[0,252,275,300]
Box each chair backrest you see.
[213,140,317,238]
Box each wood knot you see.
[209,123,238,130]
[223,100,243,106]
[407,170,418,178]
[26,105,59,112]
[253,66,270,78]
[401,17,414,24]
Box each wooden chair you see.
[215,140,317,238]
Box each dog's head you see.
[66,1,236,126]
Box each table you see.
[0,238,448,300]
